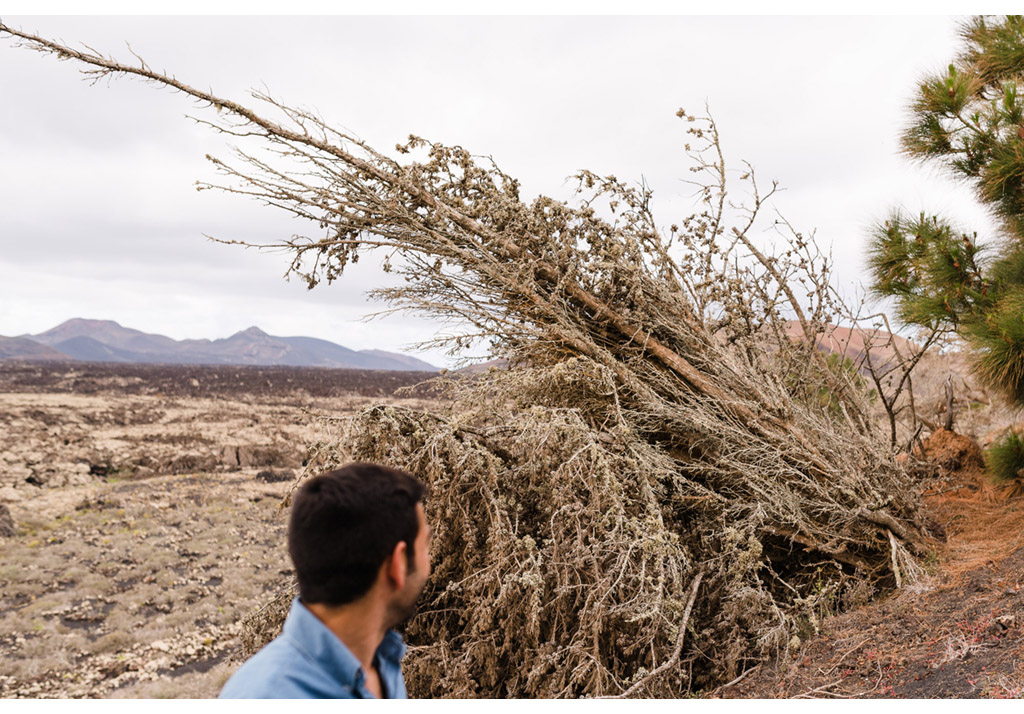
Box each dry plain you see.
[0,361,438,698]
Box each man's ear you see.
[386,540,408,590]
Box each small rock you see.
[236,445,255,468]
[7,465,32,485]
[255,469,292,483]
[997,614,1017,630]
[0,504,16,537]
[42,470,67,488]
[67,472,90,487]
[75,496,121,512]
[218,445,239,467]
[0,487,23,502]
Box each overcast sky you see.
[0,15,998,367]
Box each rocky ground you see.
[0,361,439,499]
[0,361,439,698]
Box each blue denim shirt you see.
[219,598,407,699]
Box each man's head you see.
[288,463,429,621]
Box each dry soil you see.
[0,361,438,698]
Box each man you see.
[220,462,430,698]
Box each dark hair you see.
[288,462,426,606]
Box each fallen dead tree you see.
[2,23,940,697]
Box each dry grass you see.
[926,492,1024,581]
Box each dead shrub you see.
[292,353,928,695]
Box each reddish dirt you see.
[723,429,1024,699]
[918,428,986,473]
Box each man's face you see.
[390,502,431,625]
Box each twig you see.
[921,483,974,497]
[711,664,760,696]
[605,572,703,698]
[820,637,871,676]
[793,678,844,698]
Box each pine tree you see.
[868,15,1024,403]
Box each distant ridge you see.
[782,321,918,375]
[3,318,438,371]
[53,336,135,363]
[0,335,71,361]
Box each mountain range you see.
[0,319,438,372]
[0,318,917,375]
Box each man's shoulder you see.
[219,635,354,699]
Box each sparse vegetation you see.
[984,429,1024,492]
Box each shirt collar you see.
[377,628,407,666]
[281,597,406,692]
